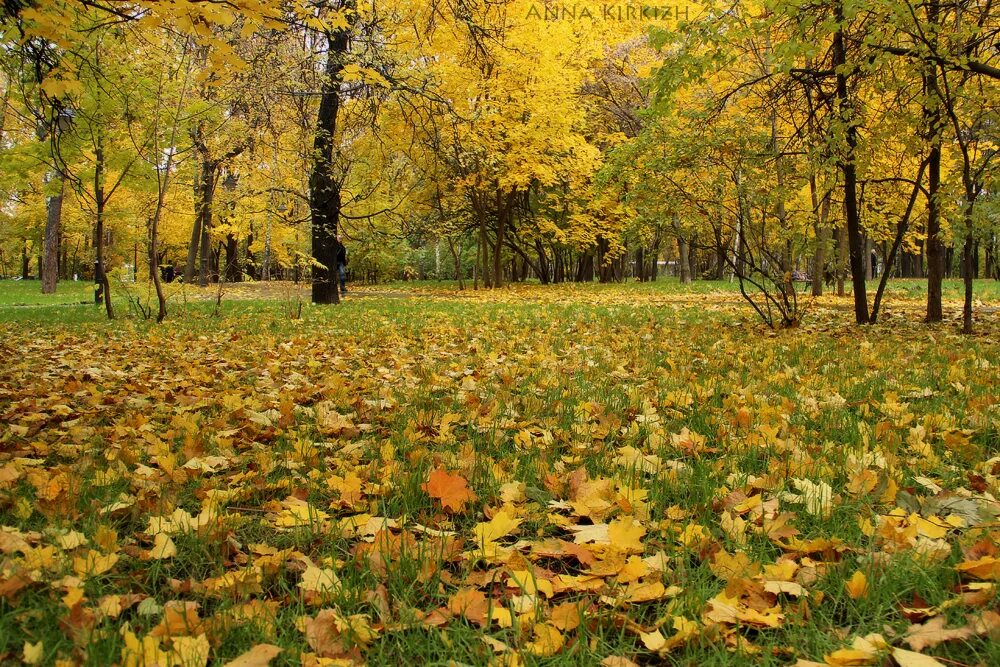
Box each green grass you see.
[0,280,998,666]
[0,279,96,306]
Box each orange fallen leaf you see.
[423,469,477,513]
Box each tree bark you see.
[41,175,64,294]
[925,132,944,321]
[309,13,352,305]
[185,157,204,283]
[94,131,114,319]
[962,209,974,334]
[225,233,241,282]
[924,0,945,322]
[833,7,869,323]
[835,224,847,296]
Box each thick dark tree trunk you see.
[225,234,241,282]
[310,17,351,305]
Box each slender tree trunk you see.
[925,136,944,321]
[811,185,831,296]
[962,209,974,334]
[674,213,691,284]
[493,192,507,288]
[448,237,463,289]
[185,158,205,283]
[197,165,216,287]
[924,1,945,322]
[833,5,868,322]
[835,225,847,296]
[94,131,114,319]
[713,224,726,280]
[21,240,30,280]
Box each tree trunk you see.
[41,174,64,294]
[310,19,352,305]
[925,136,944,321]
[197,165,215,287]
[835,224,847,296]
[448,237,464,289]
[225,233,241,282]
[924,1,945,322]
[535,238,550,284]
[21,240,30,280]
[94,131,114,319]
[832,5,868,322]
[649,235,661,281]
[493,191,508,288]
[811,186,831,296]
[713,224,726,280]
[185,158,206,283]
[962,211,974,334]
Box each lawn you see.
[0,279,998,666]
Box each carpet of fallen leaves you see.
[1,284,999,667]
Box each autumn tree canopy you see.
[0,0,998,326]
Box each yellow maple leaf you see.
[607,517,646,553]
[474,510,521,544]
[845,571,869,599]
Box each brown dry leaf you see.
[447,588,509,627]
[423,469,477,513]
[903,616,973,652]
[304,609,348,658]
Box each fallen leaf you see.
[222,644,283,667]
